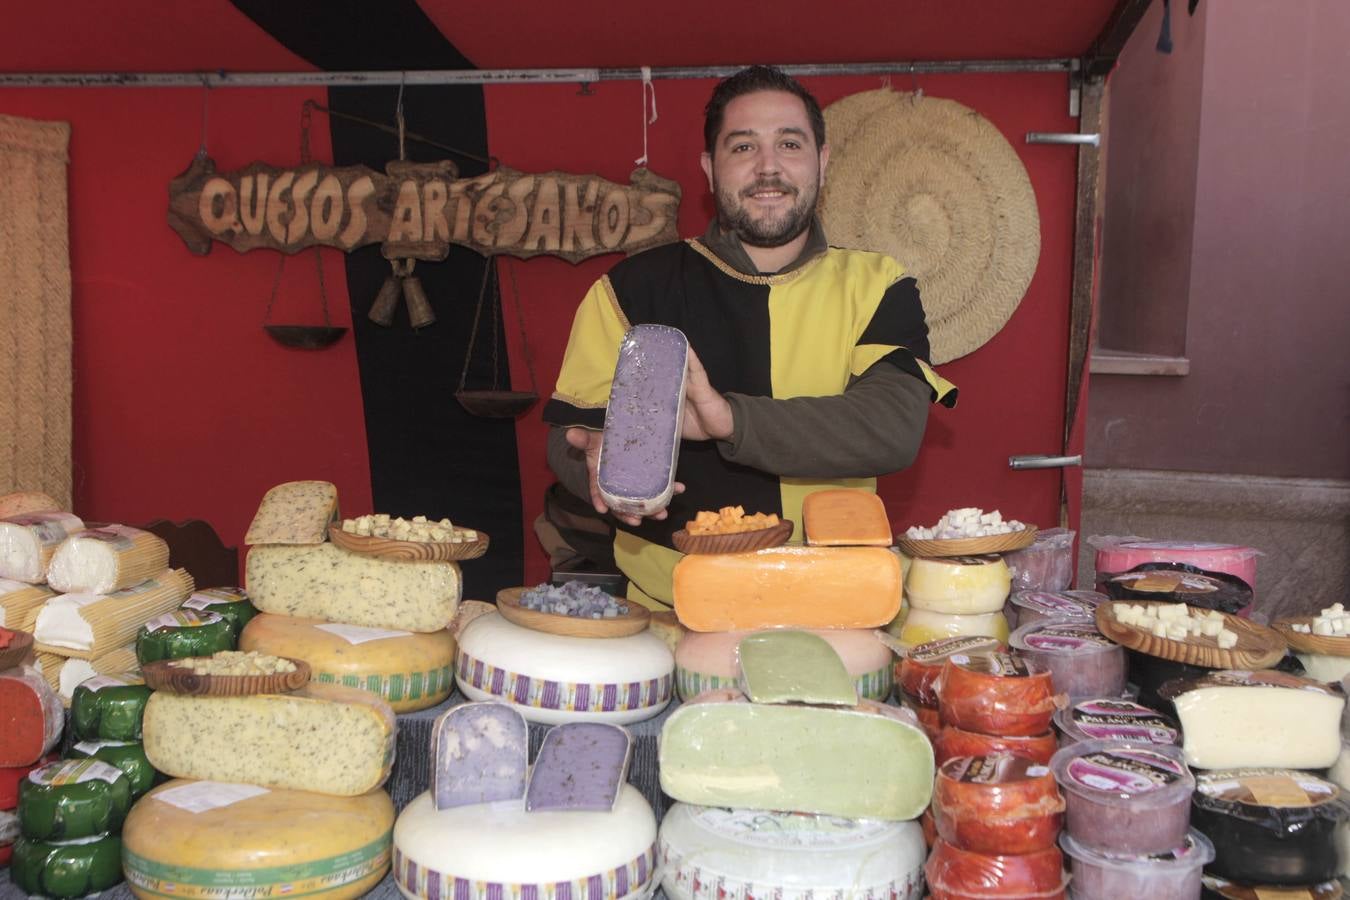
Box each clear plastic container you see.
[1011,620,1126,702]
[1061,829,1212,900]
[933,754,1065,854]
[925,838,1067,899]
[1053,698,1180,747]
[1004,528,1076,593]
[1010,590,1107,629]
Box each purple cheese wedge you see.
[430,702,528,810]
[525,722,632,813]
[597,324,688,516]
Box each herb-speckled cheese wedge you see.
[239,613,455,713]
[123,779,393,900]
[142,681,396,796]
[246,543,461,632]
[244,480,339,545]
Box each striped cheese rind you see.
[34,568,193,659]
[0,512,85,584]
[46,525,171,595]
[244,480,339,545]
[0,580,57,631]
[238,614,455,713]
[35,646,141,704]
[142,681,396,797]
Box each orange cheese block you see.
[672,546,901,632]
[801,489,893,546]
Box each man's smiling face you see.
[701,89,830,248]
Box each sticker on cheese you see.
[925,838,1066,899]
[1050,738,1194,856]
[244,479,340,545]
[246,542,461,632]
[0,491,61,520]
[456,611,673,725]
[0,666,63,767]
[124,779,393,900]
[135,609,235,665]
[658,803,926,900]
[10,832,124,899]
[180,586,257,639]
[1062,829,1214,900]
[526,722,631,812]
[18,758,133,841]
[936,652,1062,737]
[1160,670,1346,770]
[68,739,160,800]
[1010,620,1127,702]
[45,524,170,595]
[1105,561,1254,614]
[142,681,395,796]
[240,613,455,713]
[0,580,56,631]
[0,511,84,584]
[394,783,657,900]
[895,606,1010,648]
[1054,698,1180,747]
[1009,588,1106,629]
[673,546,902,632]
[737,630,858,706]
[801,488,893,546]
[595,323,688,517]
[1191,768,1348,887]
[34,567,193,658]
[431,702,528,810]
[905,555,1012,616]
[677,627,892,702]
[932,754,1064,854]
[899,635,1006,707]
[659,689,933,820]
[933,724,1059,767]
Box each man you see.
[543,65,957,607]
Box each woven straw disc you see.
[820,89,1040,364]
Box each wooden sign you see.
[168,156,681,263]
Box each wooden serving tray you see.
[142,656,311,696]
[671,520,793,555]
[0,628,33,670]
[1095,600,1287,670]
[895,526,1037,559]
[329,524,489,562]
[497,586,650,639]
[1272,617,1350,657]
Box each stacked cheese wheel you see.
[895,555,1012,647]
[0,663,63,871]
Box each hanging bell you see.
[402,275,436,329]
[368,274,402,327]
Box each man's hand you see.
[564,427,684,527]
[682,347,734,442]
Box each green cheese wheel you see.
[71,675,153,742]
[181,586,258,640]
[10,833,123,898]
[68,739,161,799]
[135,609,236,665]
[17,759,133,841]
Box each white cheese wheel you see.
[123,779,393,900]
[674,628,893,701]
[659,802,925,900]
[240,613,455,713]
[455,612,673,725]
[393,786,657,899]
[905,555,1011,614]
[1297,652,1350,684]
[896,607,1010,648]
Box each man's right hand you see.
[564,427,682,527]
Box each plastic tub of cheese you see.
[1049,739,1194,856]
[1010,620,1126,702]
[1061,828,1212,900]
[1053,698,1180,747]
[932,754,1064,854]
[1003,528,1075,593]
[1009,590,1107,629]
[925,839,1067,899]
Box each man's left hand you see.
[682,347,734,441]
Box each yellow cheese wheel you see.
[240,613,455,713]
[123,778,393,900]
[904,555,1011,614]
[895,607,1011,648]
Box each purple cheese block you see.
[430,701,528,810]
[597,324,688,516]
[525,722,632,813]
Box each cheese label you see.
[81,525,137,550]
[947,556,999,567]
[73,740,134,754]
[1111,570,1220,594]
[910,635,1004,663]
[689,805,892,848]
[948,755,1049,785]
[1196,769,1337,809]
[145,610,222,632]
[1070,700,1179,744]
[183,588,247,610]
[1065,748,1187,794]
[457,650,673,713]
[5,512,77,545]
[316,622,414,645]
[81,674,145,692]
[154,780,271,813]
[315,665,452,703]
[1016,591,1099,616]
[951,652,1036,678]
[1023,623,1114,651]
[396,842,652,900]
[30,758,124,786]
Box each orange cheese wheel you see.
[897,690,943,742]
[934,725,1058,767]
[933,755,1064,854]
[898,636,1006,707]
[801,489,892,546]
[936,652,1060,737]
[925,840,1066,900]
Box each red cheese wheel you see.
[899,636,1006,707]
[925,839,1066,899]
[921,806,937,848]
[936,652,1060,736]
[898,690,943,741]
[933,754,1065,854]
[0,840,10,866]
[935,726,1057,767]
[0,753,57,810]
[0,669,62,767]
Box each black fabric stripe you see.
[229,0,524,599]
[857,275,932,362]
[542,399,605,431]
[875,349,960,408]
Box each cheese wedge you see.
[34,568,193,658]
[246,543,460,633]
[142,681,395,796]
[431,702,528,810]
[673,546,901,632]
[244,480,339,545]
[802,488,893,546]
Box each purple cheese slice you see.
[431,701,528,810]
[525,722,632,813]
[597,324,688,517]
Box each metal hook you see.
[395,72,407,161]
[577,81,594,96]
[909,63,924,103]
[195,73,211,160]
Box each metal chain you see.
[457,259,494,393]
[505,259,539,392]
[298,102,334,325]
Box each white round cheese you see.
[675,628,893,701]
[659,802,925,900]
[394,786,657,899]
[896,607,1010,648]
[1297,652,1350,684]
[905,555,1011,614]
[455,612,674,724]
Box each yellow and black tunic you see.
[543,227,957,607]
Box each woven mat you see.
[0,113,73,508]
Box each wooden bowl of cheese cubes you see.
[1096,600,1286,670]
[671,507,793,555]
[329,514,489,562]
[1273,606,1350,657]
[897,507,1036,558]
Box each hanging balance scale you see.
[262,247,347,349]
[455,258,539,417]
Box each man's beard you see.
[715,176,819,248]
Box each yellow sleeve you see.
[543,275,632,428]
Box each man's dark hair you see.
[703,65,826,156]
